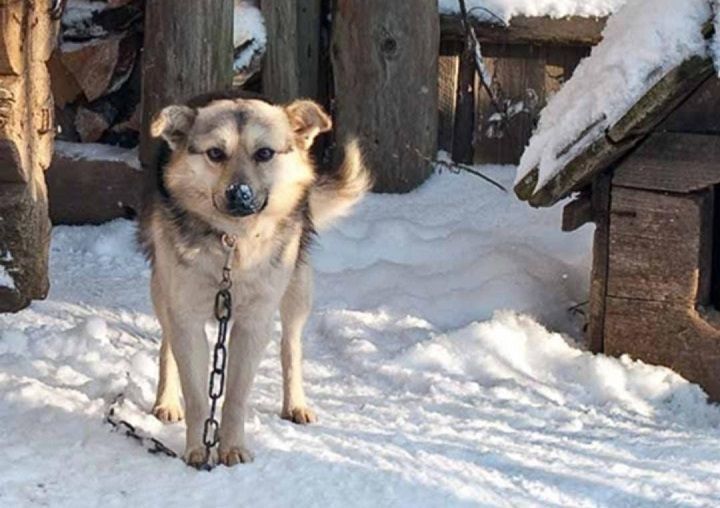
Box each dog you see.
[138,90,371,467]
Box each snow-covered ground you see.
[2,167,720,507]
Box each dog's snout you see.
[226,182,262,217]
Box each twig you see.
[410,146,507,193]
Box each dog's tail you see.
[310,139,373,230]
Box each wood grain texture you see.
[606,187,710,304]
[440,14,606,46]
[452,45,476,164]
[262,0,322,103]
[604,297,720,400]
[613,133,720,193]
[438,42,460,154]
[587,174,611,353]
[139,0,233,172]
[332,0,439,192]
[0,0,55,311]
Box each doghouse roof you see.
[514,0,716,207]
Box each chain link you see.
[105,394,178,459]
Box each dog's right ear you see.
[150,105,197,149]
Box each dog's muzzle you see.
[225,183,267,217]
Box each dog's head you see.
[151,96,331,226]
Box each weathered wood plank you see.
[606,187,709,304]
[332,0,439,192]
[452,44,475,164]
[604,297,720,400]
[608,56,715,142]
[613,133,720,193]
[587,173,611,353]
[438,41,461,153]
[440,14,606,46]
[0,0,56,312]
[518,55,715,207]
[660,78,720,134]
[139,0,234,174]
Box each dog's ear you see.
[285,100,332,150]
[150,105,197,149]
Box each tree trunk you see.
[331,0,439,193]
[139,0,234,182]
[0,0,57,312]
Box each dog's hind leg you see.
[279,262,316,424]
[151,274,184,423]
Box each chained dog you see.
[138,91,371,467]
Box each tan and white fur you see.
[138,91,371,467]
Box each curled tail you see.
[310,139,373,230]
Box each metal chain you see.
[199,234,237,470]
[105,394,178,459]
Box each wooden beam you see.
[139,0,234,178]
[587,173,611,353]
[332,0,439,193]
[562,190,593,232]
[440,14,607,46]
[261,0,324,102]
[614,132,720,193]
[452,44,475,164]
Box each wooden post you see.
[139,0,234,181]
[332,0,439,193]
[0,1,57,312]
[261,0,323,103]
[452,45,476,165]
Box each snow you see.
[55,141,141,171]
[516,0,712,189]
[0,266,15,290]
[438,0,627,23]
[3,167,720,506]
[233,0,267,73]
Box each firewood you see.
[60,36,121,102]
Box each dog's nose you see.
[226,183,257,216]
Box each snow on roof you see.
[438,0,628,23]
[516,0,712,191]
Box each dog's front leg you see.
[166,312,211,467]
[218,315,272,466]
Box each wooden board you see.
[587,174,611,353]
[438,42,460,153]
[332,0,439,193]
[660,77,720,134]
[606,187,710,304]
[473,45,589,165]
[604,297,720,400]
[262,0,323,103]
[517,55,716,207]
[440,14,606,46]
[452,45,475,164]
[613,133,720,193]
[139,0,234,172]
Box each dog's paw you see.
[281,406,317,425]
[219,446,254,467]
[152,402,184,423]
[184,446,210,469]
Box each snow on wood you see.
[55,140,140,170]
[438,0,627,22]
[515,0,713,192]
[233,0,266,84]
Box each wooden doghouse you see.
[516,52,720,399]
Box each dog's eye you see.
[206,147,227,163]
[253,147,275,163]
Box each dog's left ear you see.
[285,100,332,150]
